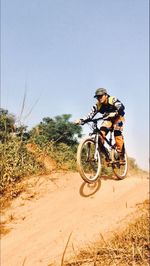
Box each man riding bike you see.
[75,88,125,162]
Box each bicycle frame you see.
[87,117,115,157]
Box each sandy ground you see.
[1,171,149,266]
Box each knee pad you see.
[114,130,122,137]
[100,127,109,136]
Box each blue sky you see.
[1,0,149,170]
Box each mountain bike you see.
[77,116,128,183]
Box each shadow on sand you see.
[79,174,118,198]
[79,180,101,197]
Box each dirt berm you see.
[1,171,149,266]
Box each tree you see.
[30,114,82,146]
[0,108,15,142]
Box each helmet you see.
[94,88,107,98]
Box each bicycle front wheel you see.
[77,137,101,183]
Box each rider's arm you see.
[108,96,125,116]
[81,104,99,122]
[75,104,99,125]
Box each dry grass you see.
[0,137,45,195]
[0,181,26,237]
[0,221,11,237]
[0,179,27,210]
[63,200,149,266]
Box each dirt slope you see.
[1,171,149,266]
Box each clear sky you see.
[1,0,149,170]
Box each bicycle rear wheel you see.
[111,149,128,179]
[77,137,101,183]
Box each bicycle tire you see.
[77,137,102,183]
[111,149,128,179]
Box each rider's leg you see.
[99,120,112,161]
[114,118,125,160]
[114,130,124,152]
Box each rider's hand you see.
[103,112,118,119]
[74,119,85,125]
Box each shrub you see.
[40,142,77,171]
[0,136,43,194]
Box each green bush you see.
[40,142,77,171]
[0,136,43,194]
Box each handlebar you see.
[83,112,119,125]
[83,116,104,124]
[74,112,118,126]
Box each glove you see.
[103,112,118,119]
[74,119,85,125]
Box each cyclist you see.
[75,88,125,162]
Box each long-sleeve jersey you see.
[83,95,125,121]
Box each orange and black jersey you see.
[83,95,125,121]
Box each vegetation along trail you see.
[1,171,149,266]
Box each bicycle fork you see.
[94,133,99,161]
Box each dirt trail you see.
[1,171,149,266]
